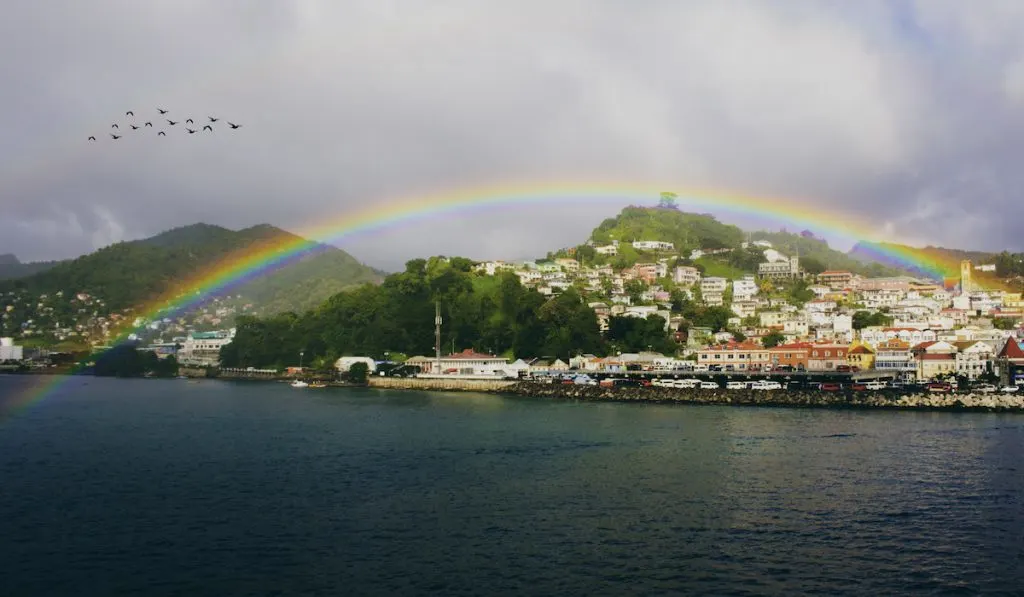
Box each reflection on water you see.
[0,376,1022,596]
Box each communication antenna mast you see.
[434,300,442,374]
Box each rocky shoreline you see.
[502,382,1024,412]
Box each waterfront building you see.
[912,341,957,381]
[953,341,995,380]
[697,341,770,371]
[767,342,812,370]
[807,343,850,371]
[179,329,236,366]
[874,338,915,381]
[0,337,23,362]
[846,342,876,370]
[422,349,512,376]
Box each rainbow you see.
[1,181,992,420]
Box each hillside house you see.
[818,271,854,289]
[632,240,675,251]
[674,266,701,286]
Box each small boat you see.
[290,380,309,388]
[309,382,327,388]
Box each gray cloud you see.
[1,0,1023,271]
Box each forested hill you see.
[589,206,745,253]
[0,223,382,315]
[574,206,899,277]
[0,254,63,281]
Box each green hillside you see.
[590,206,744,253]
[0,223,382,315]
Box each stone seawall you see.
[369,377,517,392]
[503,382,1024,412]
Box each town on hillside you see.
[4,234,1023,390]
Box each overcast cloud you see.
[2,0,1023,270]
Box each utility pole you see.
[434,300,442,374]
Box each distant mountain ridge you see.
[0,223,383,315]
[0,254,63,281]
[848,241,998,277]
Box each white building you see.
[335,356,377,373]
[758,256,801,280]
[179,329,236,366]
[594,244,619,256]
[0,337,23,361]
[953,341,995,380]
[701,277,728,295]
[674,266,701,287]
[423,349,511,376]
[632,240,675,251]
[732,277,759,301]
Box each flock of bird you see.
[88,108,242,141]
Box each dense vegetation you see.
[92,345,179,377]
[0,223,382,315]
[220,257,685,369]
[590,206,744,255]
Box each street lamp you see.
[299,350,305,369]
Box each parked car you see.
[851,383,868,391]
[700,381,720,389]
[864,381,887,390]
[973,384,998,394]
[752,380,782,390]
[927,382,953,393]
[1000,385,1020,393]
[726,381,749,390]
[820,383,842,392]
[836,365,852,373]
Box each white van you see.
[700,381,720,389]
[726,381,749,390]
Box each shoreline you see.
[368,377,1024,413]
[5,372,1023,412]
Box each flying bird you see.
[144,122,152,127]
[157,131,166,136]
[88,136,96,141]
[203,125,212,132]
[158,108,168,114]
[186,128,196,134]
[111,124,119,129]
[227,122,241,129]
[126,111,134,117]
[130,124,139,130]
[186,118,193,124]
[208,116,218,122]
[167,120,178,125]
[110,134,121,139]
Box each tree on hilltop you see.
[657,192,679,210]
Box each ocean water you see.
[1,375,1023,596]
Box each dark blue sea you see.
[1,375,1023,596]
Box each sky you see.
[2,0,1024,271]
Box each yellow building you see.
[846,342,876,370]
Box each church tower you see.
[960,260,973,294]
